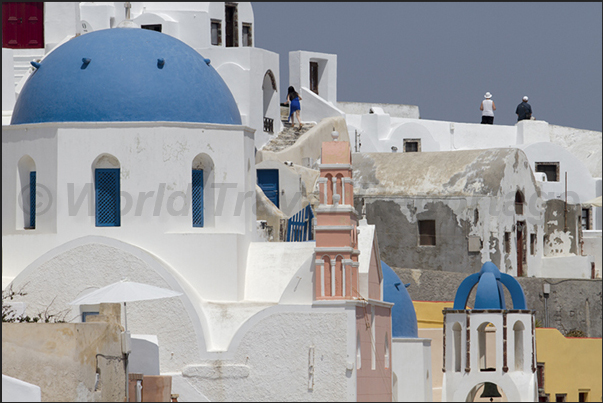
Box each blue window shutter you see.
[29,171,36,228]
[192,169,204,227]
[95,169,120,227]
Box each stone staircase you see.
[261,106,315,152]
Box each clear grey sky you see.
[252,2,602,132]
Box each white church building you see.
[1,18,437,401]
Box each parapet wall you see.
[338,101,420,119]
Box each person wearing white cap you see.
[516,96,533,122]
[480,92,496,124]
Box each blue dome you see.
[11,28,241,125]
[453,261,527,310]
[382,261,418,338]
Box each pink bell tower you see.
[314,130,360,300]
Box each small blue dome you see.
[382,261,418,338]
[453,261,528,310]
[11,28,241,125]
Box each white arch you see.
[7,235,209,365]
[454,376,521,402]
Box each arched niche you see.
[513,321,525,371]
[453,321,463,372]
[477,322,497,371]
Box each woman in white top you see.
[480,92,496,124]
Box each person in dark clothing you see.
[516,96,533,122]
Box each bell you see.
[480,382,502,401]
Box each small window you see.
[211,20,222,46]
[530,234,537,255]
[141,24,162,32]
[505,232,512,254]
[310,61,319,95]
[242,23,252,46]
[535,162,559,182]
[95,169,120,227]
[578,392,588,402]
[82,312,99,322]
[28,171,36,229]
[192,169,204,227]
[581,208,592,230]
[403,139,421,152]
[555,394,567,402]
[418,220,436,246]
[515,191,525,215]
[537,362,546,394]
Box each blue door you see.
[257,169,279,208]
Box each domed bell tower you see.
[442,262,537,402]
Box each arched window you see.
[335,173,344,205]
[323,256,332,297]
[192,154,215,228]
[17,155,36,229]
[514,321,525,371]
[453,322,462,372]
[93,154,120,227]
[325,174,333,205]
[336,255,344,296]
[478,322,497,371]
[515,191,525,215]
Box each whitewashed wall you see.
[2,123,257,301]
[392,338,432,402]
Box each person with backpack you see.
[516,96,533,122]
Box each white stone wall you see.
[289,50,337,105]
[199,47,281,150]
[179,306,355,401]
[2,123,257,301]
[392,338,432,402]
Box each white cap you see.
[484,92,492,99]
[523,96,529,102]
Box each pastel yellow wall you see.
[414,300,452,328]
[535,328,602,402]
